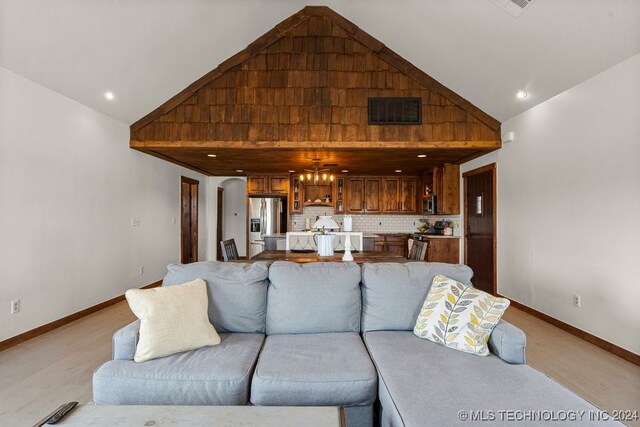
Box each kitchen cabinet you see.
[248,175,289,196]
[382,179,400,212]
[400,178,417,213]
[334,176,346,213]
[290,176,302,214]
[426,237,459,264]
[373,233,409,258]
[435,164,460,214]
[269,176,289,194]
[347,177,382,213]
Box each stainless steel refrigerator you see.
[248,196,287,259]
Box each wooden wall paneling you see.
[129,6,501,177]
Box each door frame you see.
[216,187,224,261]
[180,176,199,264]
[462,163,497,295]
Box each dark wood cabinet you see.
[247,176,268,195]
[382,178,400,212]
[248,174,289,196]
[400,178,417,212]
[426,238,459,264]
[347,178,381,213]
[432,164,460,215]
[373,233,409,258]
[381,177,418,214]
[346,178,365,212]
[364,179,381,213]
[269,176,289,194]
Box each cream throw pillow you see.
[414,275,510,356]
[125,279,221,363]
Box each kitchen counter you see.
[264,232,379,238]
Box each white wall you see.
[461,54,640,354]
[221,178,248,257]
[0,67,208,341]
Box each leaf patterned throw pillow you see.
[414,275,510,356]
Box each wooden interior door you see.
[181,177,199,264]
[463,164,496,295]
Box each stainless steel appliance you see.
[248,196,287,259]
[422,196,437,215]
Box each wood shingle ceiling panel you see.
[130,6,501,176]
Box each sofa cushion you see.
[364,331,618,427]
[414,275,510,357]
[93,333,264,405]
[163,261,269,333]
[266,262,361,334]
[250,332,377,407]
[126,279,221,362]
[361,262,473,332]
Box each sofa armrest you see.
[488,319,526,364]
[112,320,140,360]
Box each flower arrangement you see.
[442,220,455,229]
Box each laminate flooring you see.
[0,303,638,426]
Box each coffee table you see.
[55,405,345,426]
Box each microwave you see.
[422,196,437,215]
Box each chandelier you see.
[299,159,334,186]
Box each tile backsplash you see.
[290,206,461,235]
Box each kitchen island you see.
[264,232,378,251]
[248,250,406,264]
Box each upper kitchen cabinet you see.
[400,178,417,213]
[382,178,418,213]
[247,175,289,196]
[347,178,381,213]
[429,164,460,215]
[290,176,302,214]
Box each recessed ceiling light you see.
[341,170,349,173]
[207,154,217,158]
[395,169,402,173]
[104,91,114,100]
[417,154,427,158]
[236,169,243,173]
[516,90,528,99]
[288,170,295,173]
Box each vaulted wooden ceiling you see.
[130,6,501,176]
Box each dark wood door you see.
[464,164,496,295]
[181,176,199,264]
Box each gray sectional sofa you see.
[93,261,620,426]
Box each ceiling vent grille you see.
[368,98,422,125]
[489,0,536,18]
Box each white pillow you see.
[414,275,510,356]
[125,279,220,362]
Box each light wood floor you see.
[1,303,638,426]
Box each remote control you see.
[46,401,77,424]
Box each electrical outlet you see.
[171,217,176,225]
[131,218,141,227]
[11,299,20,314]
[572,295,581,308]
[139,266,144,275]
